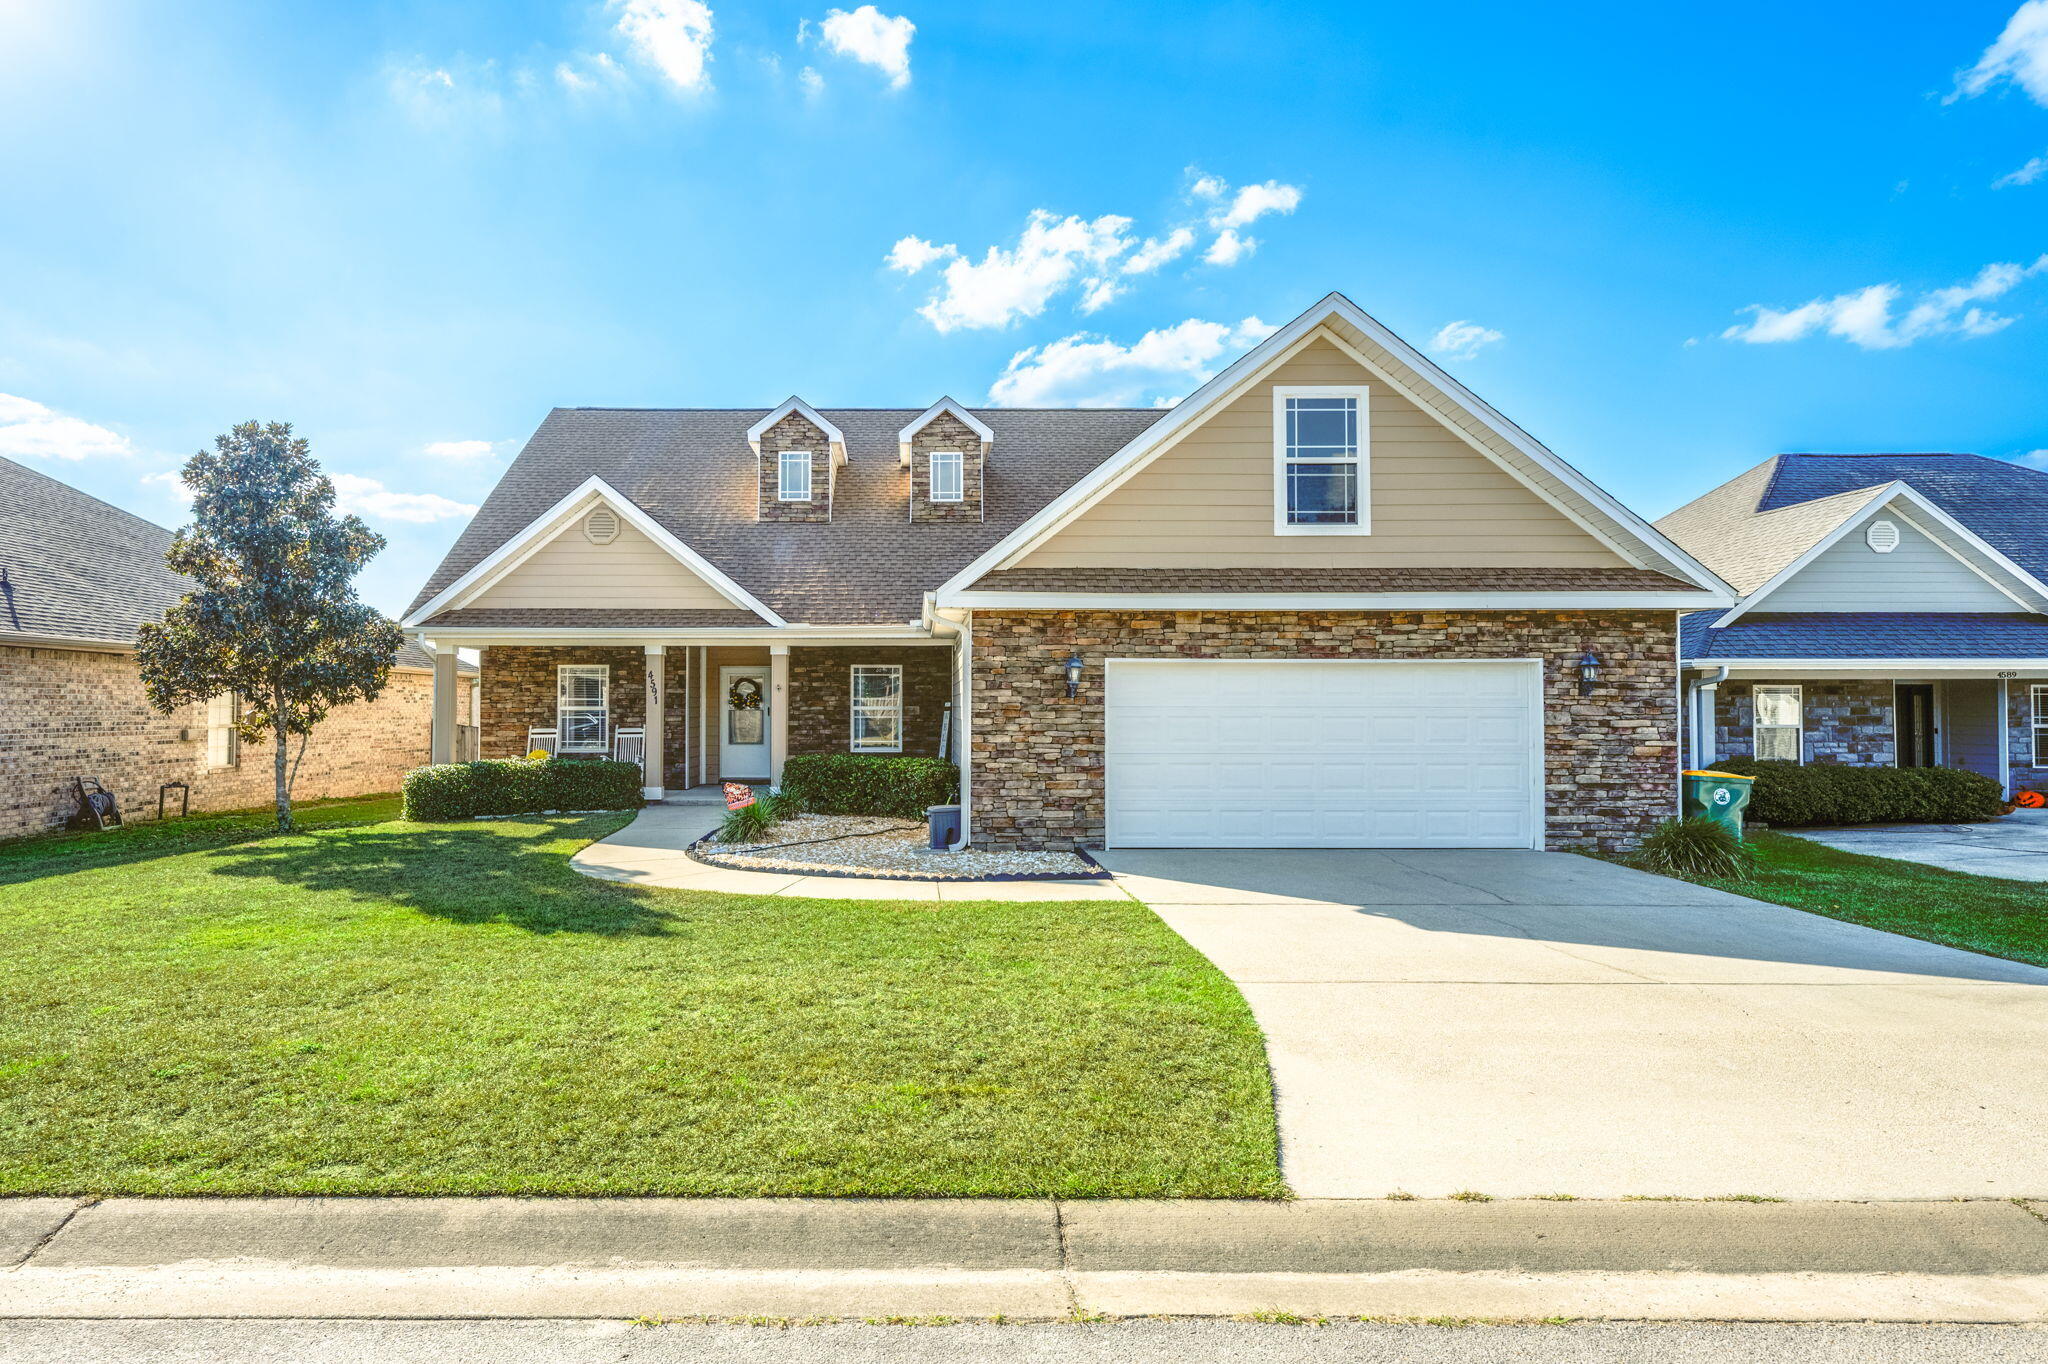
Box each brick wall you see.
[479,645,650,760]
[968,609,1678,853]
[788,647,953,756]
[0,644,436,840]
[907,412,984,524]
[1713,679,1895,766]
[756,413,833,523]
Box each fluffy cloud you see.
[611,0,714,93]
[799,65,825,96]
[1995,153,2048,188]
[988,316,1277,407]
[1123,228,1195,274]
[0,394,136,461]
[1203,227,1255,266]
[422,439,498,460]
[887,211,1137,332]
[1184,170,1302,268]
[2017,449,2048,469]
[140,469,193,503]
[813,6,914,89]
[1719,257,2048,349]
[1428,320,1505,361]
[329,473,477,524]
[1210,179,1303,229]
[1950,0,2048,106]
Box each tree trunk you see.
[272,689,293,833]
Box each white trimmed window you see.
[778,450,812,502]
[1274,385,1369,534]
[2033,685,2048,767]
[850,665,903,753]
[928,450,964,503]
[205,693,238,769]
[1753,684,1803,763]
[557,664,610,753]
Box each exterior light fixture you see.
[1577,650,1601,696]
[1064,652,1085,699]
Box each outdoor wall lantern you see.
[1064,652,1085,698]
[1577,650,1601,696]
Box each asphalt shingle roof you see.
[406,407,1170,626]
[1755,455,2048,585]
[1681,611,2048,660]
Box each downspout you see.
[1693,665,1729,769]
[923,593,972,851]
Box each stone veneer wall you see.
[2009,678,2048,794]
[480,645,651,763]
[0,644,437,840]
[1713,679,1896,767]
[968,609,1678,853]
[907,413,984,524]
[787,647,954,757]
[756,413,833,523]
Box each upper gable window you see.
[778,450,813,502]
[928,450,964,503]
[1273,385,1369,535]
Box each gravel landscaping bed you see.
[696,814,1105,881]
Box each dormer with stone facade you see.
[748,397,846,524]
[900,398,993,524]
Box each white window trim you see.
[928,450,964,503]
[1753,683,1803,765]
[778,450,813,502]
[205,692,239,769]
[849,663,904,753]
[557,663,610,754]
[2032,684,2048,768]
[1272,384,1370,536]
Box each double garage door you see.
[1104,659,1542,849]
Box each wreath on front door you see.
[728,677,763,711]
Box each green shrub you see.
[1713,756,2004,826]
[718,800,774,844]
[402,757,643,821]
[1630,816,1755,880]
[778,754,958,818]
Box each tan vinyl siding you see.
[1016,337,1629,570]
[467,519,742,611]
[1764,516,2021,613]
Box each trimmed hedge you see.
[1713,756,2005,827]
[402,757,644,821]
[778,753,959,819]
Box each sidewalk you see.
[6,1197,2048,1322]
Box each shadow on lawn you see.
[202,820,679,937]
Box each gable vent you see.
[583,506,621,545]
[1865,519,1900,554]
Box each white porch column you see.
[769,643,790,786]
[429,642,459,764]
[643,645,666,801]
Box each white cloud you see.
[988,316,1277,407]
[889,210,1137,332]
[556,52,628,94]
[1188,173,1227,199]
[885,235,950,272]
[611,0,714,93]
[799,65,825,96]
[1428,320,1505,360]
[422,439,498,460]
[1950,0,2048,106]
[1182,171,1301,267]
[0,394,136,461]
[1719,257,2048,349]
[814,5,914,89]
[2017,449,2048,469]
[140,469,193,504]
[1995,153,2048,188]
[329,473,477,524]
[1124,228,1195,274]
[1203,227,1255,265]
[1211,179,1303,228]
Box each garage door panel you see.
[1106,661,1539,849]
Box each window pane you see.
[854,667,901,701]
[561,711,605,746]
[1755,727,1799,762]
[853,707,901,749]
[1286,463,1358,524]
[780,451,811,499]
[1753,688,1800,727]
[1286,397,1357,454]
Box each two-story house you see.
[404,292,1732,852]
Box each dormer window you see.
[929,450,964,503]
[1274,385,1369,535]
[779,450,813,502]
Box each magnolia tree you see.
[139,421,403,832]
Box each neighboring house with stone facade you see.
[1660,453,2048,798]
[0,455,470,840]
[403,292,1732,852]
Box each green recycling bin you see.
[1682,769,1755,838]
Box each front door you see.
[1896,683,1938,767]
[719,666,770,780]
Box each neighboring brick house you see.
[404,293,1732,852]
[1660,455,2048,798]
[0,456,470,839]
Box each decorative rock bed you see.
[690,814,1108,882]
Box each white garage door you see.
[1104,659,1542,849]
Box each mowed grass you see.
[1671,829,2048,968]
[0,799,1282,1197]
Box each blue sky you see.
[2,1,2045,614]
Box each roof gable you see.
[899,398,993,464]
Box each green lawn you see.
[0,799,1282,1197]
[1668,829,2048,968]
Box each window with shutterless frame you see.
[928,450,964,502]
[778,450,812,501]
[557,664,610,753]
[1752,684,1803,764]
[1273,385,1369,534]
[850,664,903,753]
[2032,684,2048,767]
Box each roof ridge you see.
[556,405,1165,414]
[0,455,177,546]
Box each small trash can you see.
[1682,769,1755,838]
[926,804,962,850]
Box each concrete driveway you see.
[1095,848,2048,1200]
[1788,808,2048,881]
